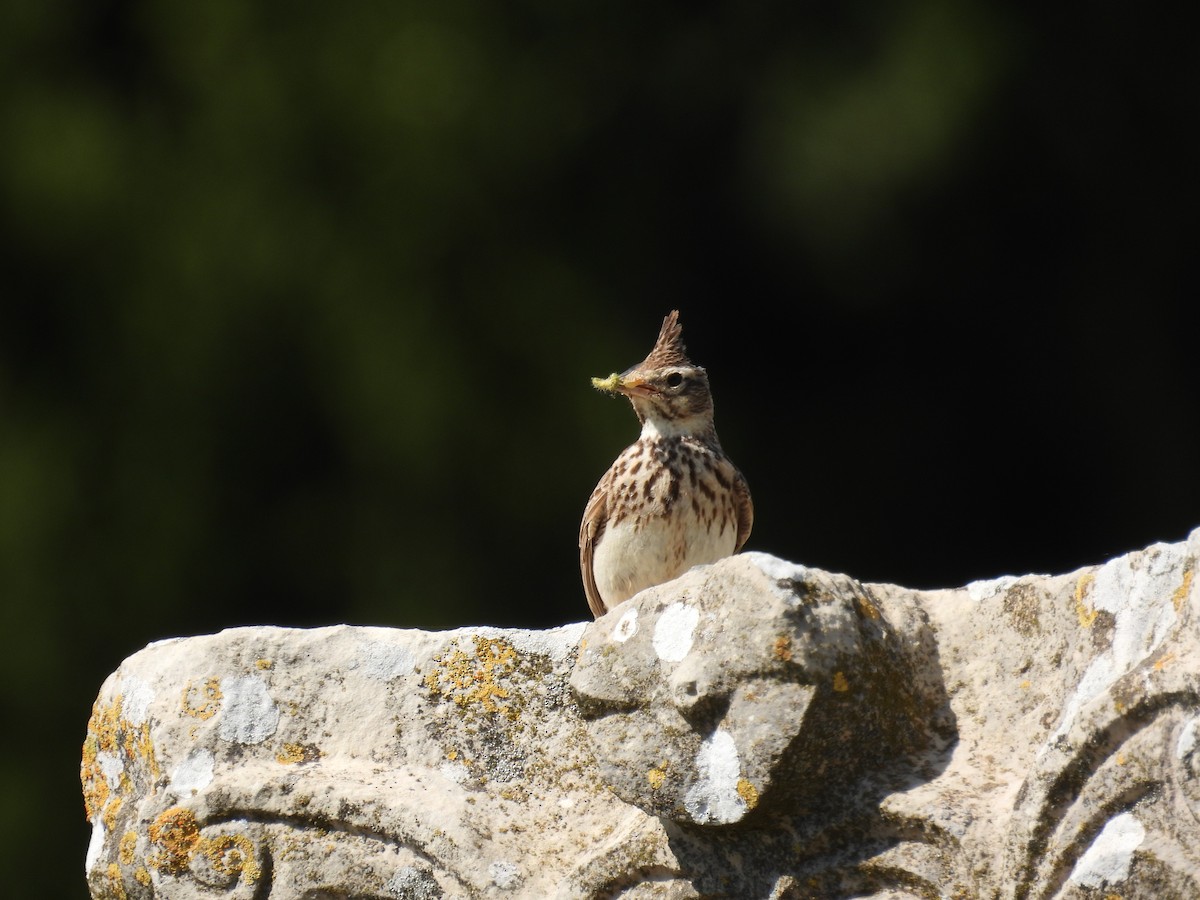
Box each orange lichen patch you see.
[773,636,793,663]
[1172,567,1194,613]
[202,833,261,885]
[1116,752,1127,766]
[1020,680,1032,690]
[147,807,262,887]
[148,807,200,875]
[275,742,322,765]
[1074,573,1098,627]
[119,830,138,866]
[1153,651,1177,672]
[832,672,850,693]
[737,778,759,810]
[134,867,151,887]
[255,658,273,670]
[181,678,223,720]
[423,636,520,718]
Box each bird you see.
[579,310,753,618]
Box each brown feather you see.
[578,475,611,618]
[639,310,692,370]
[733,468,754,552]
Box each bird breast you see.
[592,438,740,608]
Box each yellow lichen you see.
[81,696,160,823]
[499,784,529,802]
[423,636,520,718]
[591,372,622,392]
[93,703,119,753]
[1172,567,1194,613]
[82,757,110,822]
[832,672,850,693]
[134,867,151,887]
[119,830,138,866]
[647,764,668,790]
[202,833,261,885]
[126,724,160,781]
[736,778,759,810]
[102,795,124,832]
[1019,680,1032,690]
[255,658,273,670]
[181,678,223,720]
[275,742,321,765]
[1074,573,1098,627]
[104,863,128,900]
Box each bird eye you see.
[665,372,684,388]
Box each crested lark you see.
[580,310,753,618]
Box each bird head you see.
[591,311,715,436]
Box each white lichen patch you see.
[96,751,124,786]
[744,552,809,583]
[489,860,522,890]
[683,729,746,825]
[1177,715,1200,760]
[1052,548,1183,743]
[385,865,440,899]
[169,748,215,795]
[218,675,280,745]
[120,676,155,725]
[653,603,700,662]
[1069,811,1145,888]
[439,760,470,785]
[966,574,1019,601]
[613,608,639,643]
[744,553,810,605]
[358,642,417,681]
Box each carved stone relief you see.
[83,529,1200,898]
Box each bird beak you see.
[614,372,657,397]
[591,370,657,397]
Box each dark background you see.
[2,2,1196,896]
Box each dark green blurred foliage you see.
[2,2,1197,896]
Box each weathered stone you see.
[570,554,943,826]
[82,529,1200,898]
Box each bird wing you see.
[579,476,610,618]
[733,468,754,552]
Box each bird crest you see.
[639,310,693,371]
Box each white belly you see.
[592,509,737,609]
